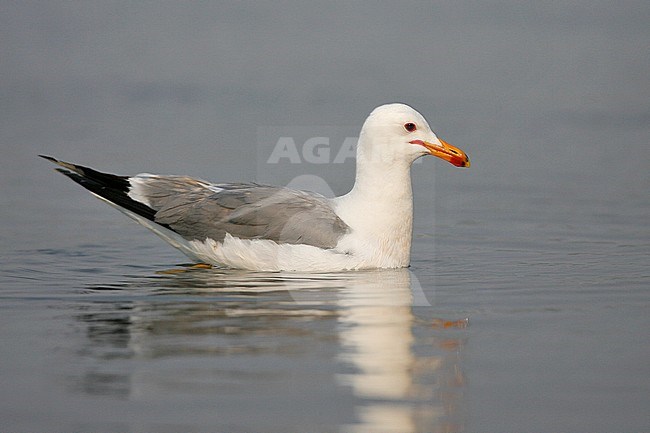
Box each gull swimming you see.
[41,103,470,271]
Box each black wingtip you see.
[39,154,89,177]
[39,154,58,163]
[41,155,166,228]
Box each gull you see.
[41,103,469,271]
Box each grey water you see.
[1,2,649,432]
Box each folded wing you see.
[41,156,349,249]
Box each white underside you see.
[188,235,369,272]
[191,234,408,272]
[92,192,404,272]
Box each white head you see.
[357,103,470,168]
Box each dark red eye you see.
[404,122,417,132]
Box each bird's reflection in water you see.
[335,269,467,432]
[74,266,467,432]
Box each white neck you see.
[332,137,415,267]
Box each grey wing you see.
[134,176,350,249]
[39,157,348,249]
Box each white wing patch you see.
[127,174,158,207]
[207,184,223,193]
